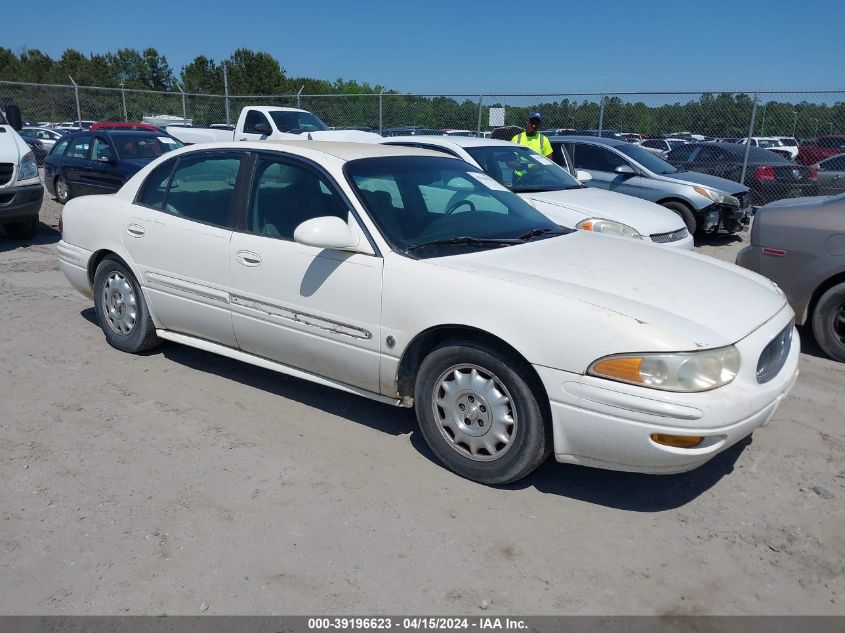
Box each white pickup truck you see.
[0,103,44,239]
[165,106,382,145]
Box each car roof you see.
[234,140,456,161]
[546,135,628,146]
[382,135,518,149]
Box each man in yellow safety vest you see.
[511,112,552,158]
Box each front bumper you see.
[536,306,799,474]
[0,183,43,223]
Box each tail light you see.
[809,168,817,181]
[755,166,776,181]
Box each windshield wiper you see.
[516,227,571,241]
[406,236,523,252]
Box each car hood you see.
[428,231,786,348]
[659,170,749,195]
[119,158,155,172]
[522,187,685,235]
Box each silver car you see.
[549,136,752,234]
[815,153,845,196]
[736,193,845,362]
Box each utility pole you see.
[740,93,758,188]
[222,62,230,126]
[791,110,798,137]
[68,75,81,125]
[120,82,127,121]
[173,80,187,123]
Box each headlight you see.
[577,218,642,240]
[17,151,38,181]
[588,346,740,392]
[693,185,739,207]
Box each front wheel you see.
[92,256,161,353]
[5,216,38,239]
[661,201,698,234]
[414,342,551,484]
[811,282,845,362]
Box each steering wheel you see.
[444,199,476,215]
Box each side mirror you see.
[4,104,22,131]
[253,122,272,135]
[97,154,114,163]
[614,164,637,176]
[294,216,360,251]
[576,169,592,182]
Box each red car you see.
[797,135,845,165]
[89,122,162,133]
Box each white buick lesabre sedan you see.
[381,136,694,249]
[58,141,799,484]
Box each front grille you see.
[0,163,13,186]
[757,323,793,384]
[650,227,689,244]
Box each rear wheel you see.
[55,176,72,204]
[92,256,161,353]
[811,282,845,362]
[661,201,697,234]
[5,216,38,239]
[414,342,551,484]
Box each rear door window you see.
[67,136,92,160]
[159,152,243,227]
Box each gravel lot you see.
[1,183,843,616]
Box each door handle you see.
[239,138,248,141]
[236,250,262,266]
[126,224,145,237]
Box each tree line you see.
[1,47,841,137]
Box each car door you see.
[817,155,845,195]
[238,109,273,142]
[122,150,245,346]
[88,136,125,194]
[228,152,383,392]
[64,135,94,194]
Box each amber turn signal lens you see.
[592,357,643,383]
[650,434,704,449]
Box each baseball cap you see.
[528,112,542,122]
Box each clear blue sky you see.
[2,0,844,93]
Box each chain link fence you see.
[3,80,844,206]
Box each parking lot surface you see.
[1,190,843,615]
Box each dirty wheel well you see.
[87,250,127,286]
[396,326,550,414]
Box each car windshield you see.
[464,145,582,193]
[269,111,329,133]
[346,156,567,257]
[113,135,183,160]
[615,143,679,174]
[667,140,687,149]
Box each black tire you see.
[92,255,161,353]
[811,282,845,362]
[661,201,698,234]
[5,216,38,239]
[55,176,72,204]
[414,341,551,484]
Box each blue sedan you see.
[45,130,183,203]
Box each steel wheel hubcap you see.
[102,272,137,335]
[432,364,517,462]
[57,179,67,198]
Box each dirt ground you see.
[1,185,843,616]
